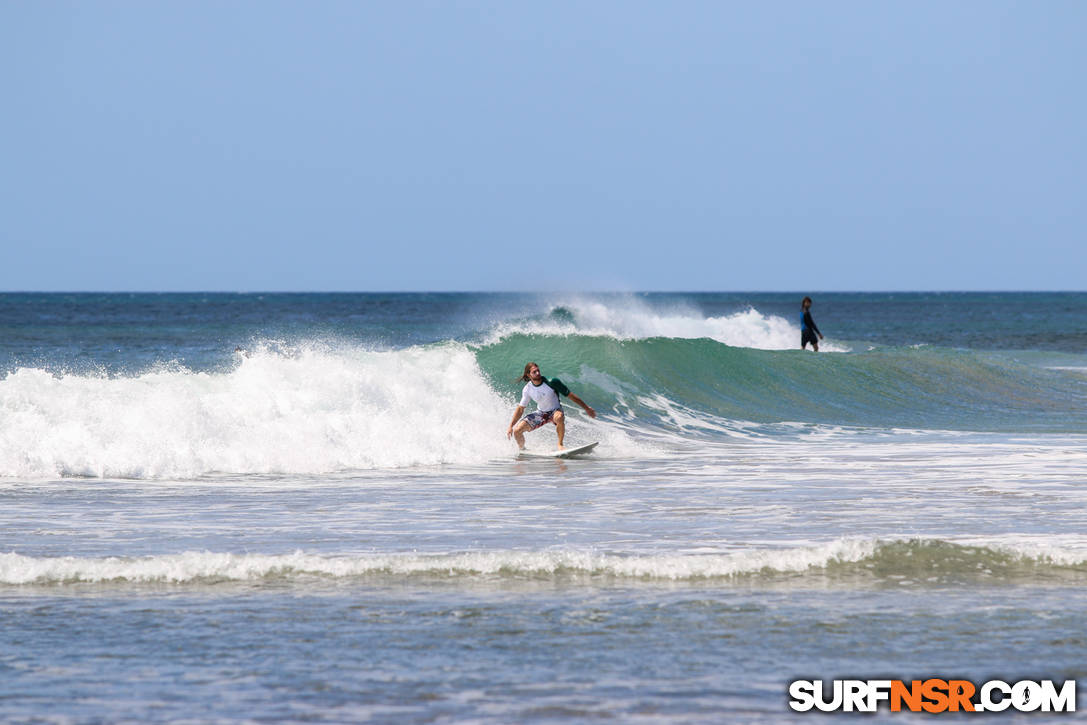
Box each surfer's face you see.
[528,365,541,381]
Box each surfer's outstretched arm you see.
[567,393,596,419]
[507,405,525,439]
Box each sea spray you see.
[485,296,845,350]
[0,343,515,478]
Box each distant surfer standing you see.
[800,296,824,351]
[507,362,596,450]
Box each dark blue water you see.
[3,292,1085,373]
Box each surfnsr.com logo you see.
[789,679,1076,713]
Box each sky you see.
[2,1,1085,292]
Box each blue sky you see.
[3,1,1085,291]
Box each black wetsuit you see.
[801,309,821,347]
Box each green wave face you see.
[474,334,1087,434]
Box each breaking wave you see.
[5,538,1086,586]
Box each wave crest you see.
[486,297,846,351]
[0,343,513,478]
[5,539,1084,586]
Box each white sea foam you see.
[959,534,1087,567]
[5,537,1084,585]
[489,297,849,351]
[0,343,525,479]
[0,543,868,584]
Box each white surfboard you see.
[517,441,599,460]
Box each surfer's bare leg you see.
[512,419,530,450]
[552,410,565,449]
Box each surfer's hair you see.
[516,362,540,384]
[802,296,812,307]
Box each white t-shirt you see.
[520,380,561,413]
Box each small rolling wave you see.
[4,538,1085,587]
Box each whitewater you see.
[2,292,1086,723]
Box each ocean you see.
[1,292,1085,723]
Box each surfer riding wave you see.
[507,362,596,450]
